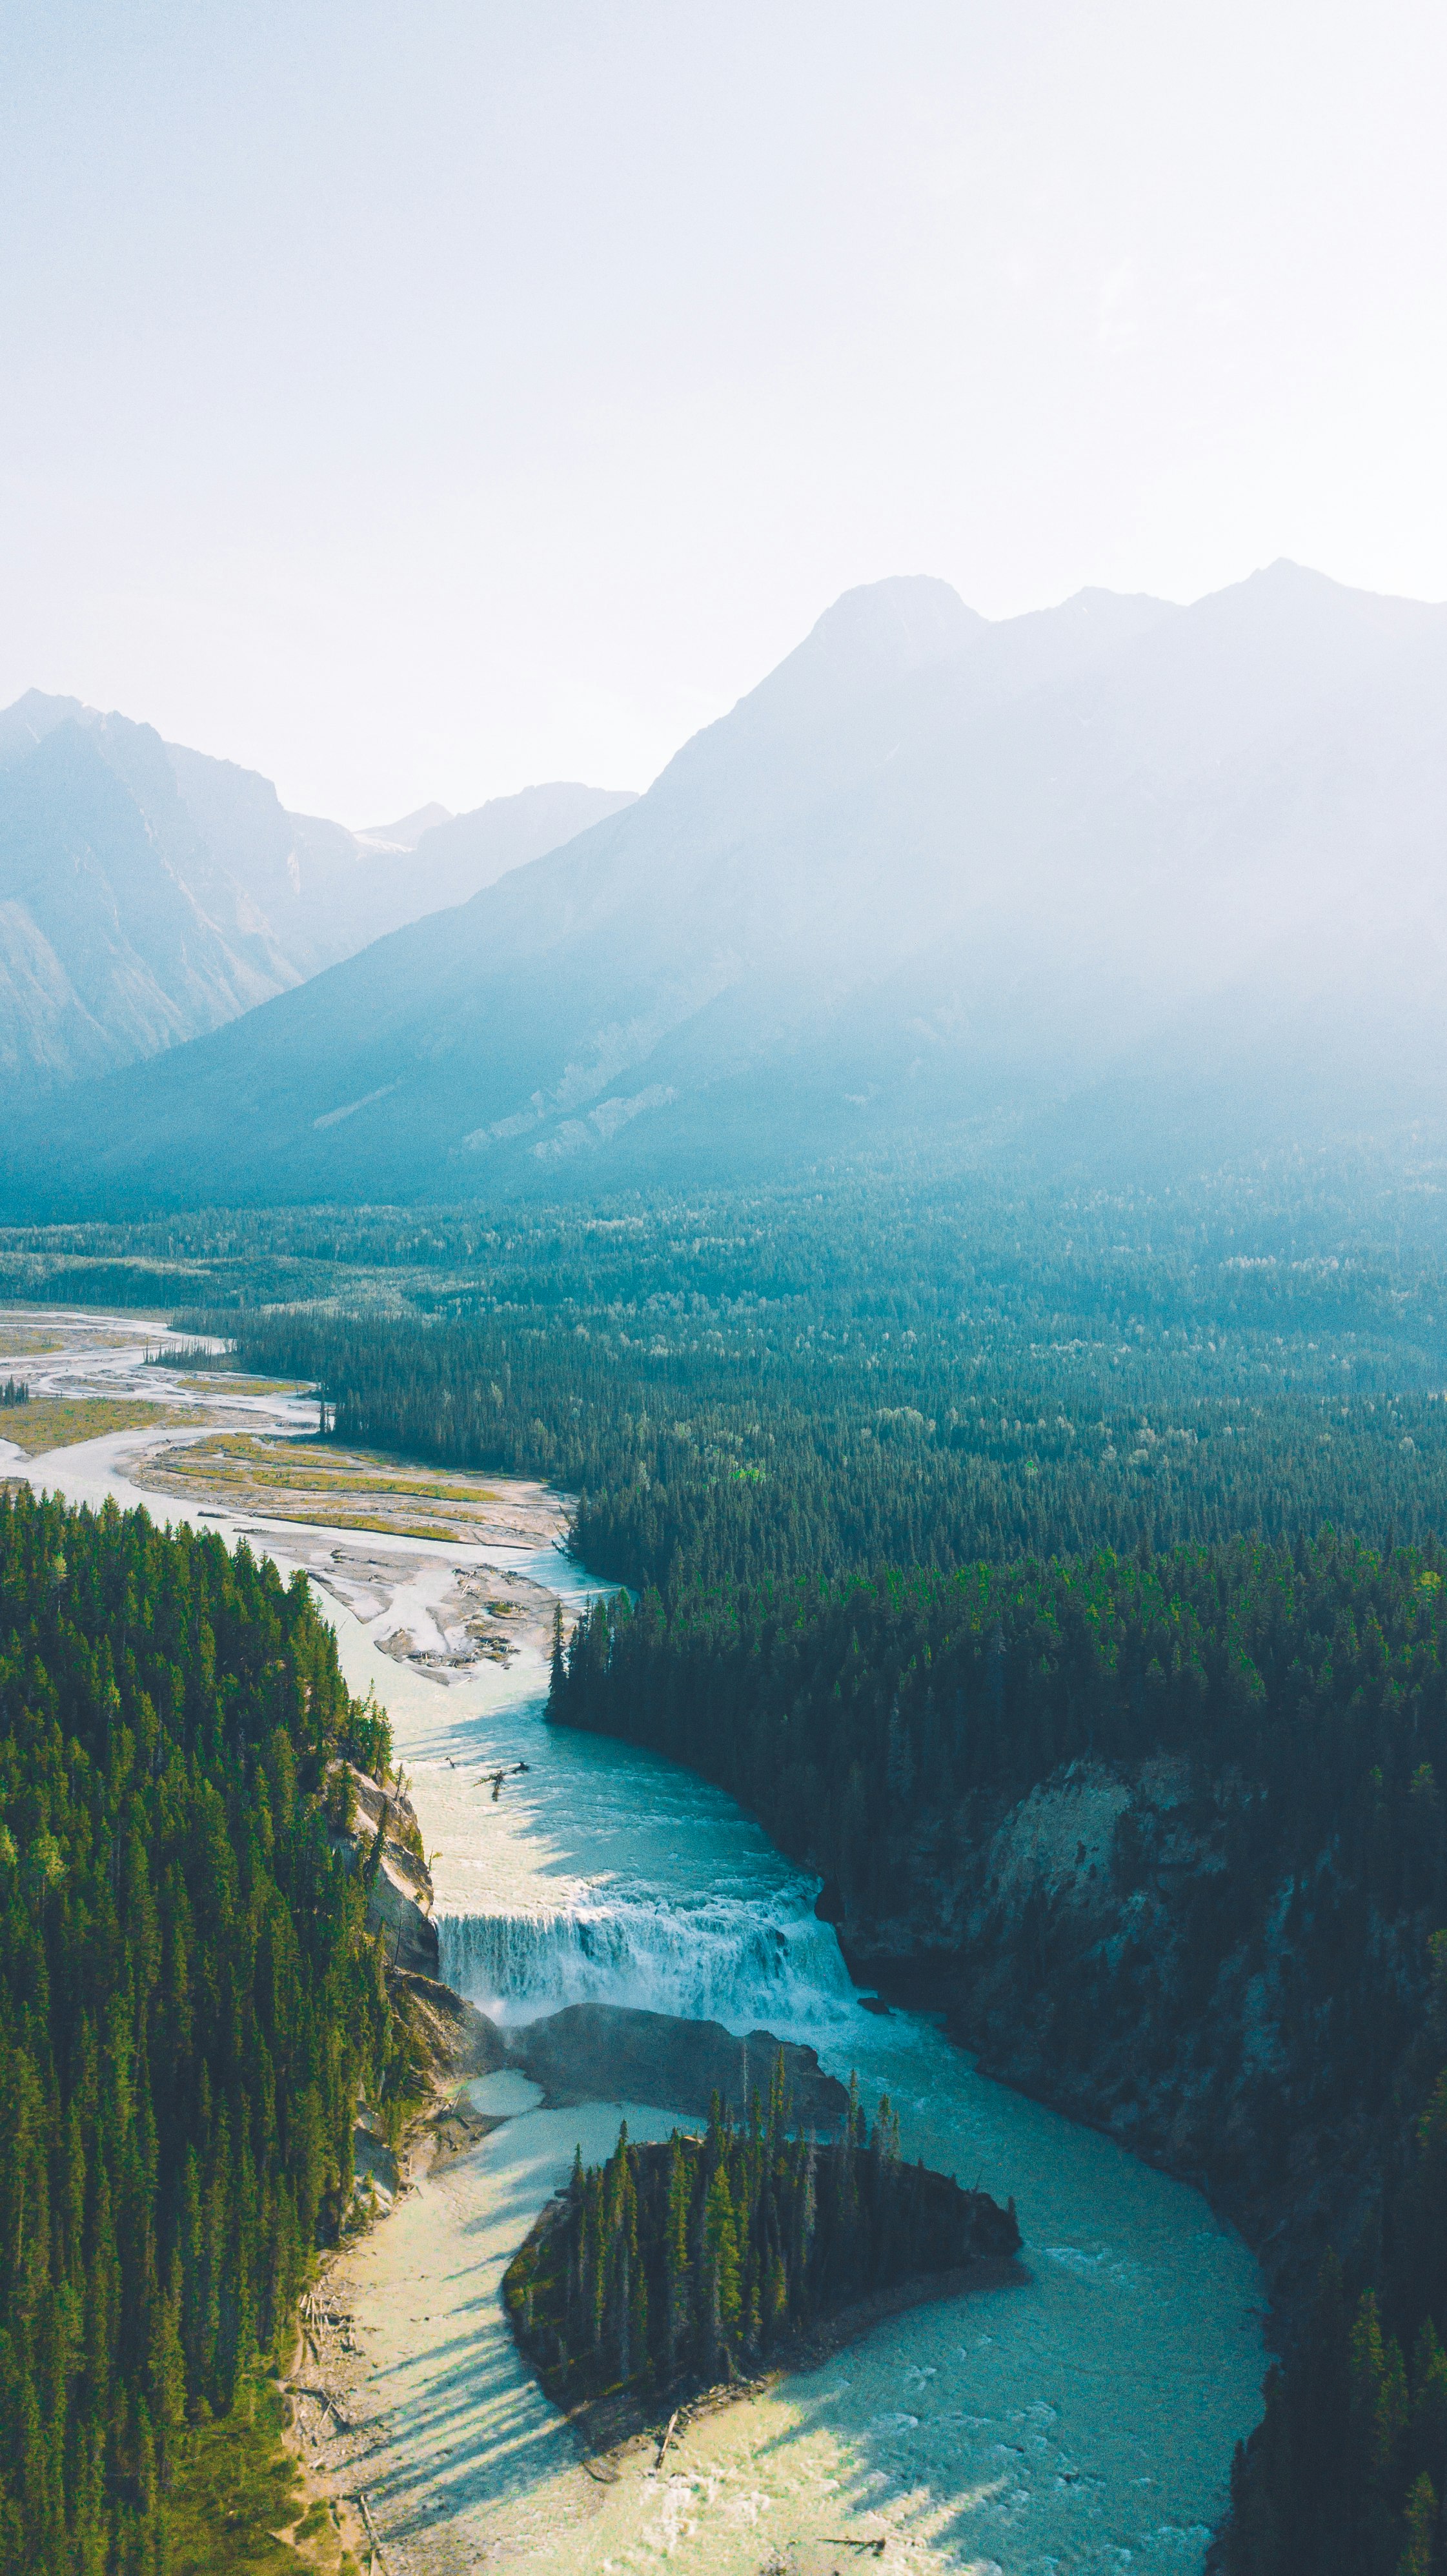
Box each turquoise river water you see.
[329,1540,1268,2576]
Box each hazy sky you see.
[3,1,1444,822]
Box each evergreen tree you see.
[503,2067,1019,2409]
[0,1487,396,2572]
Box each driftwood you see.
[294,2383,352,2432]
[357,2489,391,2575]
[299,2296,352,2331]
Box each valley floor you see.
[1,1304,1267,2576]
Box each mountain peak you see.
[0,688,88,771]
[358,801,452,850]
[718,574,982,753]
[804,573,983,671]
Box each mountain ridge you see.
[0,691,634,1091]
[5,560,1446,1212]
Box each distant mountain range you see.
[0,686,632,1087]
[6,560,1447,1214]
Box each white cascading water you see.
[438,1892,857,2027]
[48,1328,1265,2571]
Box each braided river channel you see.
[5,1310,1268,2576]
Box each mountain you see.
[402,784,638,912]
[0,706,298,1088]
[6,562,1447,1212]
[359,802,452,847]
[160,747,635,980]
[0,687,634,1090]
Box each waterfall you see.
[438,1893,856,2028]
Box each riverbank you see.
[556,2249,1029,2465]
[287,2085,1041,2576]
[293,1922,1028,2555]
[311,1605,1264,2575]
[309,1774,947,2571]
[0,1305,574,1687]
[1,1311,1266,2574]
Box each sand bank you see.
[292,2085,1014,2576]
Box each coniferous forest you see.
[200,1171,1447,1600]
[503,2067,1020,2410]
[545,1539,1447,2566]
[13,1166,1447,2566]
[0,1485,399,2575]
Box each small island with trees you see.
[503,2059,1021,2422]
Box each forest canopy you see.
[11,1163,1447,2568]
[504,2070,1020,2411]
[0,1487,398,2575]
[177,1161,1447,1598]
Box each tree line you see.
[546,1536,1447,2572]
[209,1281,1447,1601]
[1226,2034,1447,2576]
[503,2061,1019,2409]
[0,1486,401,2575]
[11,1153,1447,1326]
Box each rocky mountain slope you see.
[835,1747,1393,2326]
[0,685,632,1092]
[8,559,1447,1211]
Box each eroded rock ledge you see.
[332,1760,440,1978]
[504,2000,849,2127]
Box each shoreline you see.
[542,2251,1031,2474]
[281,2011,1037,2576]
[0,1313,1260,2572]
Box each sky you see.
[2,1,1445,824]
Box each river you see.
[4,1307,1267,2575]
[333,1579,1265,2576]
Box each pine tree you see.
[0,1486,399,2565]
[704,2165,742,2358]
[504,2068,1015,2410]
[1397,2472,1436,2576]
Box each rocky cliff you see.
[332,1761,440,1978]
[831,1750,1408,2326]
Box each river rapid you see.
[343,1579,1265,2576]
[3,1308,1267,2575]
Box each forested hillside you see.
[10,1167,1447,2566]
[0,1488,399,2574]
[549,1542,1447,2573]
[233,1292,1447,1590]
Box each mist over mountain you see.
[0,701,298,1088]
[398,783,638,912]
[0,686,632,1089]
[6,560,1447,1213]
[359,802,452,847]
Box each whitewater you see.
[319,1543,1266,2576]
[4,1312,1268,2575]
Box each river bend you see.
[3,1307,1266,2575]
